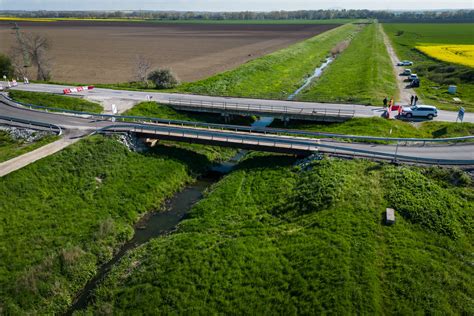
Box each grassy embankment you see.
[0,131,58,162]
[0,135,228,314]
[383,23,474,111]
[298,23,397,105]
[271,117,474,139]
[82,157,473,314]
[176,23,360,99]
[9,90,103,113]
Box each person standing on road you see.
[383,97,388,107]
[414,95,419,105]
[410,95,414,105]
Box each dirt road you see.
[380,25,419,105]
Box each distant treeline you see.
[2,9,474,22]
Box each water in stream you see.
[287,56,334,100]
[66,176,217,314]
[66,56,335,311]
[67,117,273,314]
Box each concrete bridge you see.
[167,97,354,123]
[1,94,473,167]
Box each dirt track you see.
[380,25,419,105]
[0,21,338,84]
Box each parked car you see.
[397,60,413,66]
[409,78,420,88]
[408,74,418,81]
[401,105,438,119]
[401,69,412,76]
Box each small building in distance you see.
[386,208,395,225]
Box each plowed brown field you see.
[0,21,338,84]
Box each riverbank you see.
[78,157,474,314]
[0,135,225,314]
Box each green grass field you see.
[82,157,473,314]
[0,135,227,314]
[0,130,58,163]
[383,23,474,111]
[8,90,103,113]
[176,23,359,99]
[271,117,474,139]
[298,23,397,105]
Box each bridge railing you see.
[0,115,62,135]
[96,124,474,165]
[2,94,473,145]
[167,97,356,118]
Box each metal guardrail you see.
[96,124,474,165]
[0,115,62,135]
[167,97,356,118]
[2,94,473,144]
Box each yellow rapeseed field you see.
[0,17,56,22]
[416,45,474,68]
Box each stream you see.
[66,55,334,312]
[287,56,334,100]
[66,117,273,314]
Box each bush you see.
[0,54,14,78]
[383,167,463,239]
[147,68,179,89]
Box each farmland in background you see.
[298,23,397,105]
[0,16,361,24]
[0,20,339,84]
[383,23,474,111]
[177,23,360,99]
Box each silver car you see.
[397,60,413,66]
[402,105,438,120]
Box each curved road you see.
[9,83,473,123]
[1,95,473,168]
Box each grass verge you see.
[9,90,103,113]
[81,157,473,314]
[271,117,474,139]
[175,23,359,99]
[299,23,397,105]
[0,130,58,163]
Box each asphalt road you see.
[1,94,473,165]
[9,83,473,123]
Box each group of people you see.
[383,95,419,108]
[410,95,419,106]
[382,96,393,108]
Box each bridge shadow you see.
[145,143,213,175]
[232,153,298,172]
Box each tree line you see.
[2,9,473,22]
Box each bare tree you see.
[12,32,52,81]
[9,47,29,79]
[133,55,152,84]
